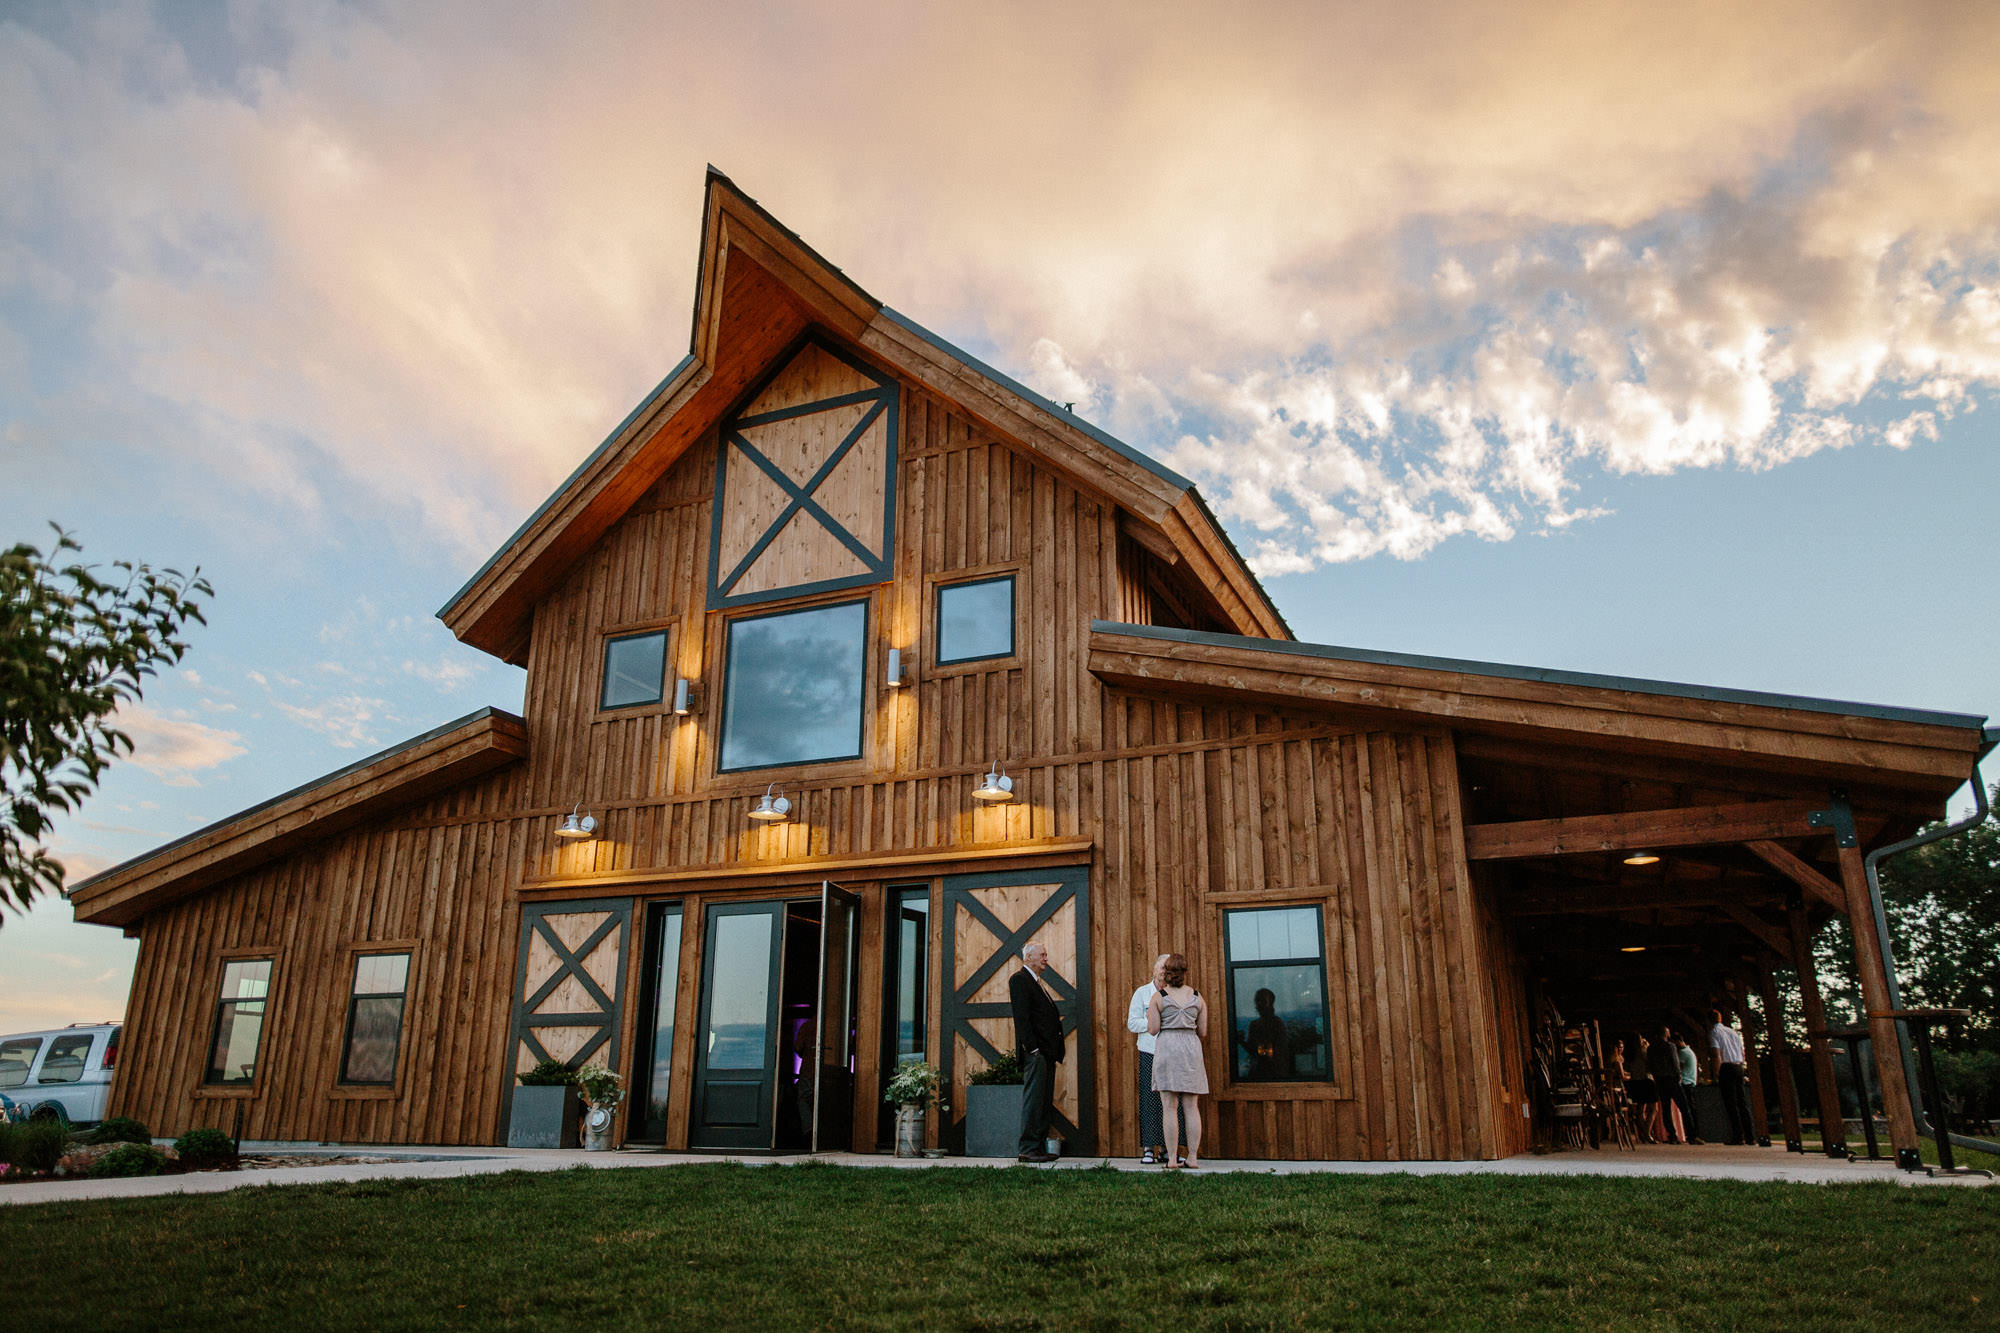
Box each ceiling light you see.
[748,783,792,824]
[1623,851,1661,866]
[1620,946,1647,953]
[554,804,597,841]
[972,762,1016,804]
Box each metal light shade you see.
[1622,851,1661,866]
[554,804,598,841]
[972,763,1015,804]
[886,647,904,687]
[748,783,792,823]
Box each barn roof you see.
[438,169,1290,665]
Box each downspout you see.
[1861,729,1998,1154]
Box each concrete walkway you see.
[3,1139,1988,1208]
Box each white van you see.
[0,1024,121,1125]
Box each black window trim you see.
[716,596,871,774]
[933,574,1018,667]
[337,949,413,1088]
[204,954,275,1088]
[597,626,674,714]
[1220,903,1336,1087]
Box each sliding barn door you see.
[501,899,632,1133]
[941,867,1094,1154]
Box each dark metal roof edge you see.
[437,355,700,624]
[1091,621,1991,732]
[879,306,1196,492]
[68,707,524,898]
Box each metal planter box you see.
[963,1084,1021,1158]
[508,1085,581,1149]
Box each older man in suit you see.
[1009,941,1066,1163]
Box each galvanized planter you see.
[508,1084,581,1149]
[963,1084,1021,1157]
[893,1104,925,1158]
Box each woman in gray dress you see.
[1146,952,1209,1168]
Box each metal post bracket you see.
[1809,792,1858,849]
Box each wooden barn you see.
[70,172,1994,1163]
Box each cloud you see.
[403,655,478,693]
[111,703,246,782]
[274,694,390,749]
[2,2,1998,574]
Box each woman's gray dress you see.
[1151,994,1209,1094]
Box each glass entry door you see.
[811,882,860,1153]
[690,901,784,1150]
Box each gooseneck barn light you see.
[554,804,598,841]
[748,783,793,824]
[972,763,1016,804]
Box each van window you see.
[0,1038,40,1088]
[36,1034,93,1084]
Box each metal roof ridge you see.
[1090,620,1990,731]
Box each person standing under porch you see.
[1674,1033,1703,1144]
[1009,942,1065,1163]
[1147,953,1209,1169]
[1650,1025,1689,1144]
[1709,1008,1757,1145]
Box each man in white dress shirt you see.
[1709,1008,1757,1146]
[1127,955,1170,1163]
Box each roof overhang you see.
[68,709,529,930]
[1088,622,1987,804]
[438,170,1287,664]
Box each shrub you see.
[518,1059,578,1087]
[175,1127,238,1170]
[0,1119,70,1174]
[89,1143,166,1178]
[967,1050,1023,1086]
[87,1116,152,1146]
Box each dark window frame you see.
[934,574,1017,667]
[204,955,275,1088]
[1220,904,1335,1086]
[716,597,872,774]
[628,900,685,1144]
[337,950,413,1088]
[597,625,673,713]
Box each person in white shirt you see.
[1127,954,1179,1164]
[1709,1009,1757,1146]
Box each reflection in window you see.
[206,958,272,1085]
[892,888,929,1064]
[339,952,411,1085]
[719,601,867,771]
[1224,906,1332,1083]
[704,911,773,1069]
[936,576,1014,664]
[601,630,669,709]
[638,905,683,1141]
[0,1039,40,1088]
[36,1035,92,1084]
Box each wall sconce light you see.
[554,804,598,841]
[748,783,792,824]
[886,647,905,688]
[1622,851,1661,866]
[673,678,704,715]
[972,762,1016,804]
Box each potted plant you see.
[881,1061,942,1158]
[574,1064,627,1152]
[962,1050,1023,1158]
[508,1059,581,1149]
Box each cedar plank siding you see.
[106,368,1508,1159]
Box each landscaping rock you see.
[54,1142,179,1176]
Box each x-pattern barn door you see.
[501,899,632,1129]
[942,866,1095,1154]
[707,335,900,608]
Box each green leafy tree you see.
[1,527,211,921]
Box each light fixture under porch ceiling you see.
[1622,851,1661,866]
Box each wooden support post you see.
[1756,966,1804,1153]
[1732,989,1772,1146]
[1834,840,1921,1163]
[1787,896,1848,1157]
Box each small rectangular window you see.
[601,630,670,710]
[36,1034,92,1084]
[340,952,411,1086]
[719,600,868,771]
[936,576,1014,665]
[206,958,272,1085]
[1223,906,1333,1083]
[0,1038,41,1089]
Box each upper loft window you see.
[719,600,868,771]
[600,630,669,710]
[936,576,1015,665]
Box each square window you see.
[936,576,1014,665]
[601,631,669,709]
[1223,906,1333,1084]
[206,958,272,1086]
[719,601,868,771]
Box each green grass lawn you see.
[5,1163,1996,1330]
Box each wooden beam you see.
[1718,903,1792,959]
[1756,965,1805,1151]
[1834,840,1921,1157]
[1786,896,1849,1157]
[1745,840,1847,913]
[521,837,1095,897]
[1468,801,1821,860]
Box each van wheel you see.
[29,1105,67,1124]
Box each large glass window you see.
[890,888,930,1065]
[636,904,683,1142]
[936,576,1014,665]
[1224,906,1332,1083]
[205,958,272,1086]
[0,1038,40,1088]
[36,1034,92,1084]
[601,630,669,709]
[719,601,868,771]
[339,952,410,1086]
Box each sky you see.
[2,1,1996,1035]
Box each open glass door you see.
[811,881,860,1153]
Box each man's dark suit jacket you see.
[1009,967,1066,1064]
